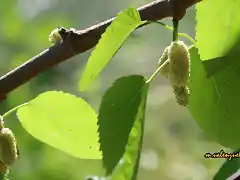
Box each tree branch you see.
[0,0,202,102]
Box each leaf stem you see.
[146,59,169,83]
[149,21,196,45]
[172,19,179,41]
[2,103,28,119]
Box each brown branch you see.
[0,0,202,102]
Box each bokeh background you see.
[0,0,230,179]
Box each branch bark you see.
[0,0,202,102]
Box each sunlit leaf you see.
[188,44,240,148]
[79,7,145,91]
[196,0,240,60]
[17,91,102,159]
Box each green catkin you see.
[0,116,19,178]
[0,128,18,167]
[158,46,170,77]
[158,41,190,106]
[172,85,190,106]
[167,41,190,87]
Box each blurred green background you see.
[0,0,230,179]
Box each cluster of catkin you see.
[0,116,19,174]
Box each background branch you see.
[0,0,201,102]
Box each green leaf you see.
[213,149,240,180]
[79,8,145,91]
[111,84,148,180]
[202,35,240,77]
[196,0,240,60]
[188,44,240,148]
[17,91,102,159]
[98,75,148,175]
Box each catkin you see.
[158,41,191,106]
[0,128,18,167]
[167,41,190,87]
